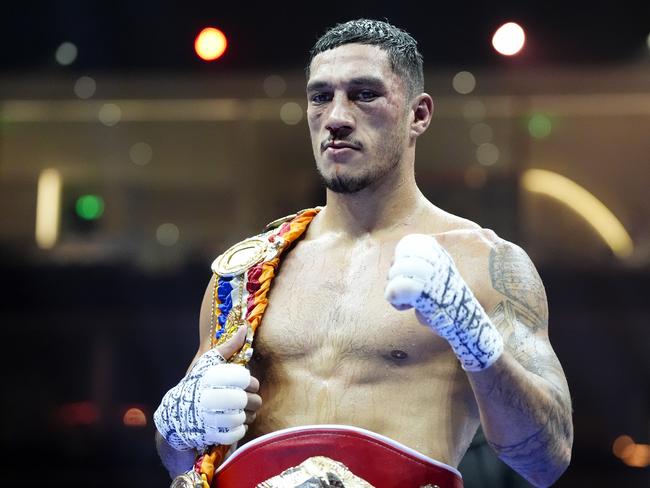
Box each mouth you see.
[322,141,362,153]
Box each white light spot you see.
[476,143,500,166]
[73,76,96,99]
[646,33,650,51]
[55,42,78,66]
[492,22,526,56]
[452,71,476,94]
[98,103,122,127]
[462,100,486,122]
[129,142,153,166]
[263,75,287,98]
[470,123,493,145]
[156,223,179,246]
[280,102,303,125]
[35,168,62,249]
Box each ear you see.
[409,93,434,139]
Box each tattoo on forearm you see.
[488,422,569,483]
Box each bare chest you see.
[252,238,450,376]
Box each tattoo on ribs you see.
[489,243,548,331]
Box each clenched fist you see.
[385,234,503,371]
[154,326,262,451]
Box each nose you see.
[324,93,355,138]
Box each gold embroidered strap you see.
[194,208,321,487]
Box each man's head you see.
[308,19,424,102]
[306,20,432,195]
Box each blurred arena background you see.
[0,1,648,486]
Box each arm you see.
[155,430,197,478]
[467,242,573,487]
[385,235,572,487]
[153,276,262,478]
[155,278,213,476]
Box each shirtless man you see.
[154,19,573,487]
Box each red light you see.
[123,407,147,427]
[56,401,100,427]
[195,27,228,61]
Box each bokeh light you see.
[470,123,493,145]
[613,435,635,458]
[129,142,153,166]
[74,76,96,99]
[492,22,526,56]
[156,223,180,246]
[35,168,61,249]
[452,71,476,94]
[56,401,99,427]
[195,27,228,61]
[280,102,303,125]
[476,142,500,166]
[75,195,104,220]
[55,42,78,65]
[622,443,650,468]
[123,407,147,427]
[528,113,553,139]
[98,103,122,126]
[522,169,634,258]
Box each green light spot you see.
[528,114,553,139]
[75,195,104,220]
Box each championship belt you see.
[214,425,464,488]
[171,208,322,488]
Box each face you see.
[306,44,412,194]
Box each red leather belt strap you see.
[215,425,464,487]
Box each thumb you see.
[216,324,248,361]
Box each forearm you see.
[155,430,197,478]
[468,353,573,487]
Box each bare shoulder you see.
[431,217,547,332]
[431,214,501,274]
[428,207,499,248]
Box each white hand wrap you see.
[385,234,503,372]
[153,349,251,451]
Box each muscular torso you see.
[240,209,499,466]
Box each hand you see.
[153,326,262,451]
[385,234,503,371]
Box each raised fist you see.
[385,234,503,371]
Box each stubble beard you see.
[316,133,405,195]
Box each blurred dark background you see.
[1,1,649,486]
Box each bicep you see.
[487,241,569,396]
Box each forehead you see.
[308,43,401,88]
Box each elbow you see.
[525,439,573,488]
[545,446,572,487]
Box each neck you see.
[315,158,427,238]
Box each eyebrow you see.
[306,76,386,93]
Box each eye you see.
[310,92,332,105]
[355,90,379,102]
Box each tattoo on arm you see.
[489,242,548,332]
[484,242,573,483]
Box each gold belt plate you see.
[212,236,268,277]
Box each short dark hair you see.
[308,19,424,100]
